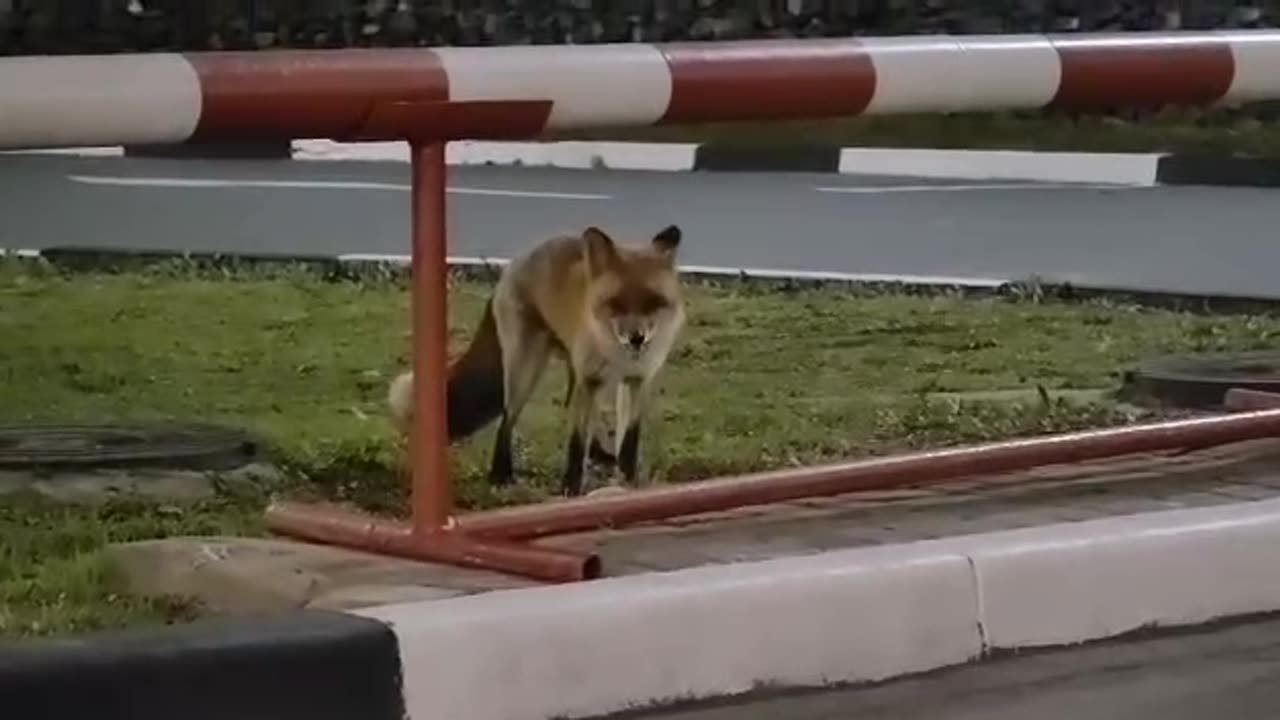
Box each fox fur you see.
[389,223,686,496]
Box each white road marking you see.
[65,174,612,200]
[335,253,1009,289]
[814,182,1142,194]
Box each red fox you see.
[388,224,686,496]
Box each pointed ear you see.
[652,224,681,261]
[583,226,619,275]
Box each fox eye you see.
[604,298,627,315]
[640,294,670,313]
[638,291,668,315]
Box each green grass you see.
[5,257,1280,637]
[550,105,1280,156]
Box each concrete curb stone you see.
[7,497,1280,719]
[16,139,1280,187]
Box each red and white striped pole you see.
[7,32,1280,581]
[3,32,1280,151]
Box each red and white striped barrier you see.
[3,30,1280,150]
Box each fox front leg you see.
[561,375,603,497]
[616,378,648,485]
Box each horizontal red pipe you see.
[5,30,1280,150]
[264,501,600,583]
[459,408,1280,540]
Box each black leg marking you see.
[618,422,641,484]
[588,437,617,467]
[488,413,515,485]
[562,430,586,497]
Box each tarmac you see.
[5,152,1280,299]
[620,614,1280,720]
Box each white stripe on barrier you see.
[861,35,1061,114]
[0,54,201,149]
[1217,30,1280,104]
[435,45,674,130]
[355,497,1280,720]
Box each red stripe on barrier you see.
[355,100,553,142]
[657,39,876,124]
[1049,35,1234,111]
[186,49,449,142]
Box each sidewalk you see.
[76,436,1280,720]
[110,437,1280,612]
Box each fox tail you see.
[387,299,505,441]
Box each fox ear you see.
[583,226,619,275]
[652,224,681,261]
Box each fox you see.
[388,223,687,496]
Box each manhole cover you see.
[1120,350,1280,410]
[0,422,258,470]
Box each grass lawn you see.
[4,257,1280,638]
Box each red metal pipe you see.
[458,408,1280,540]
[1224,388,1280,412]
[264,501,600,582]
[409,140,453,535]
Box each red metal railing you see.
[7,35,1280,581]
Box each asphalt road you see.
[1,153,1276,298]
[617,616,1280,720]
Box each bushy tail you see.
[387,299,505,441]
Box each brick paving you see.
[108,438,1280,613]
[539,438,1280,575]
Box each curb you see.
[0,609,406,720]
[8,245,1280,314]
[360,497,1280,720]
[1120,350,1280,411]
[6,499,1280,718]
[13,140,1280,187]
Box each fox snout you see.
[612,319,654,353]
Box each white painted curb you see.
[837,147,1160,186]
[353,497,1280,720]
[335,253,1009,291]
[5,140,1164,185]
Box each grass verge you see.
[4,256,1280,638]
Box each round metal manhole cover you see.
[1120,350,1280,411]
[0,423,258,470]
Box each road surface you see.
[618,615,1280,720]
[1,153,1275,298]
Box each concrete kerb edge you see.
[9,245,1280,313]
[352,497,1280,720]
[10,140,1280,186]
[8,498,1280,720]
[0,608,408,720]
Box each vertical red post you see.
[409,141,453,534]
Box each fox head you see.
[582,224,685,358]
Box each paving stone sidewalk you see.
[108,438,1280,612]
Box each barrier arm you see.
[7,33,1280,582]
